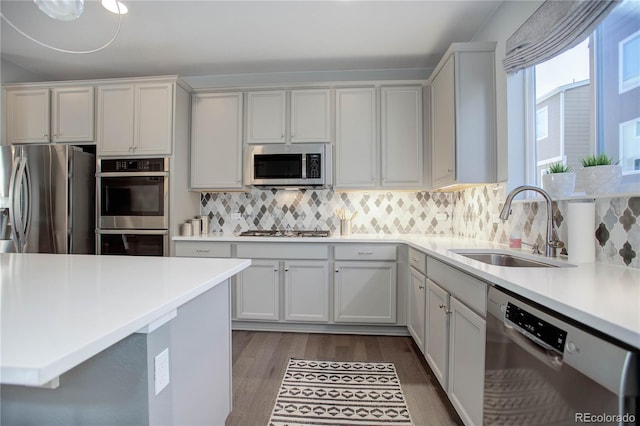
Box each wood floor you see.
[226,331,463,426]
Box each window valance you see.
[503,0,619,73]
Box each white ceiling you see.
[1,0,502,83]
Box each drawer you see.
[427,257,487,316]
[334,244,397,261]
[236,243,328,260]
[175,242,231,258]
[408,247,426,274]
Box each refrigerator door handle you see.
[12,157,29,252]
[8,155,20,252]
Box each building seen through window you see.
[532,0,640,189]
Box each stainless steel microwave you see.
[247,144,332,187]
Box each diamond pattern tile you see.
[200,187,638,268]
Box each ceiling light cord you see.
[0,3,122,55]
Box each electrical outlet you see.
[436,213,448,221]
[491,213,500,224]
[154,348,170,396]
[231,212,242,220]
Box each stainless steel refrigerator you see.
[0,144,95,254]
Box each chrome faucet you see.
[499,185,562,257]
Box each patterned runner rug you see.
[268,358,414,426]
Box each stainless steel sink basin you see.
[450,249,574,268]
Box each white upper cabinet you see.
[97,81,174,156]
[381,86,424,189]
[245,89,331,144]
[190,92,243,190]
[290,89,331,143]
[430,42,497,189]
[6,86,94,144]
[245,91,286,144]
[335,88,377,189]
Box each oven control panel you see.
[101,158,168,173]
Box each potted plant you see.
[541,162,575,197]
[577,154,621,194]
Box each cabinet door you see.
[380,86,423,188]
[190,93,243,190]
[246,91,286,144]
[284,260,329,322]
[425,278,449,390]
[408,267,426,352]
[6,89,50,144]
[97,84,135,155]
[431,55,456,188]
[448,296,486,426]
[135,82,173,155]
[52,87,94,143]
[235,260,280,321]
[290,89,331,143]
[335,88,377,189]
[334,261,397,323]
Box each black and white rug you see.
[268,358,414,426]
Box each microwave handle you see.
[96,171,169,178]
[301,154,307,179]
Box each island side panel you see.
[0,334,151,426]
[170,278,232,425]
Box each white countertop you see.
[0,253,251,387]
[175,233,640,350]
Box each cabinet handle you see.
[284,268,289,272]
[274,268,278,272]
[195,249,210,253]
[418,285,425,290]
[335,269,339,273]
[357,251,373,255]
[439,304,452,314]
[447,169,453,173]
[43,133,49,138]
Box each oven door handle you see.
[503,319,564,370]
[97,229,169,235]
[96,171,169,178]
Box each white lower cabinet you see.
[425,278,450,389]
[334,261,397,323]
[235,260,280,321]
[407,266,426,352]
[284,260,330,322]
[424,257,487,426]
[448,296,486,426]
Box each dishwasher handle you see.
[503,318,564,370]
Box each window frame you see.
[618,29,640,94]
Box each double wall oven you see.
[97,158,169,256]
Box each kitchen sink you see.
[449,249,574,268]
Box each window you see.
[620,118,640,175]
[528,0,640,190]
[619,30,640,93]
[536,107,548,140]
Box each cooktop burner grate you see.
[239,229,331,237]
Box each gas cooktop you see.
[239,229,331,238]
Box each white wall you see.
[1,58,51,84]
[472,0,543,188]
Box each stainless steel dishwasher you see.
[484,287,638,425]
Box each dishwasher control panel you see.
[506,302,568,353]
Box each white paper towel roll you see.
[568,201,596,263]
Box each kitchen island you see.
[0,253,251,426]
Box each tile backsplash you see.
[201,188,452,235]
[201,184,639,268]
